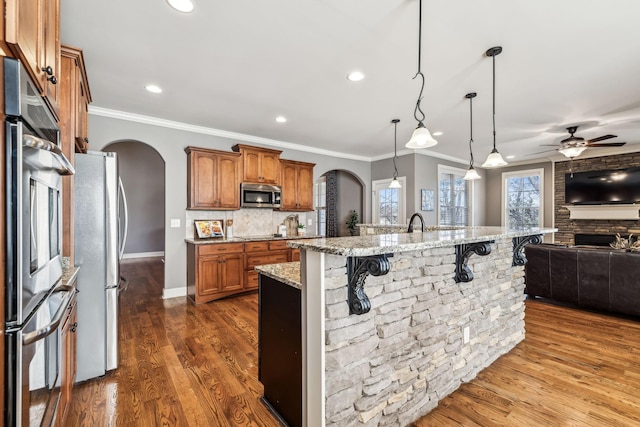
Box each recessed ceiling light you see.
[275,116,287,123]
[506,155,515,159]
[432,131,443,136]
[166,0,194,13]
[145,84,163,94]
[347,71,365,82]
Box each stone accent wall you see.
[555,152,640,245]
[323,238,525,426]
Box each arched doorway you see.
[320,170,365,237]
[102,140,165,257]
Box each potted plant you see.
[346,210,359,236]
[297,223,306,236]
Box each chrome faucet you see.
[407,212,425,233]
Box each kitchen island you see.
[258,226,555,426]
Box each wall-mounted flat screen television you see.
[565,166,640,204]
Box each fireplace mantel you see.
[563,204,640,220]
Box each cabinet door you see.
[190,151,217,208]
[280,162,298,210]
[243,151,261,182]
[260,152,280,184]
[198,256,222,296]
[57,297,77,425]
[217,154,240,209]
[221,254,244,292]
[5,0,44,91]
[296,165,314,211]
[42,0,60,114]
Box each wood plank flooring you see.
[65,258,640,426]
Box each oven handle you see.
[22,285,75,345]
[23,134,75,176]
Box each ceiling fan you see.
[537,126,626,158]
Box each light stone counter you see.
[288,226,557,257]
[255,262,301,289]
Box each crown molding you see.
[88,106,372,162]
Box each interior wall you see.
[103,141,165,255]
[88,113,372,291]
[371,153,485,226]
[336,170,364,236]
[484,161,554,229]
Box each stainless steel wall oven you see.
[4,57,75,426]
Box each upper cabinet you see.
[280,160,315,211]
[232,144,282,185]
[186,146,241,210]
[5,0,61,117]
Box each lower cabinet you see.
[187,239,301,303]
[56,287,78,426]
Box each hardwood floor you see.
[66,258,640,426]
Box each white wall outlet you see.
[307,218,313,226]
[463,326,470,344]
[170,219,181,228]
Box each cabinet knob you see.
[47,75,57,84]
[71,322,78,332]
[42,66,53,75]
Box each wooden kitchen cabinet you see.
[56,286,78,426]
[186,146,241,210]
[232,144,282,185]
[187,243,244,304]
[60,45,92,266]
[244,241,290,290]
[5,0,61,116]
[280,160,315,211]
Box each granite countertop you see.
[185,235,321,245]
[255,262,301,289]
[357,224,466,231]
[61,264,80,287]
[288,226,557,257]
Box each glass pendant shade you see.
[463,166,481,181]
[406,123,437,149]
[482,148,508,167]
[388,178,402,188]
[559,146,586,158]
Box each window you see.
[502,168,544,229]
[438,165,472,226]
[372,178,406,225]
[315,177,326,236]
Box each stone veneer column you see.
[555,152,640,245]
[321,237,525,426]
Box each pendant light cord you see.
[412,0,426,124]
[492,53,497,150]
[393,119,399,179]
[469,95,474,166]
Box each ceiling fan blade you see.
[527,148,558,156]
[587,134,616,143]
[539,144,559,147]
[586,142,626,147]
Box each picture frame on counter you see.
[194,219,225,239]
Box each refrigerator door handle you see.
[119,177,129,261]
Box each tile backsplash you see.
[185,209,310,238]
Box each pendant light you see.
[405,0,437,150]
[389,119,402,188]
[481,46,508,168]
[463,93,481,180]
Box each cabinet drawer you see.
[269,240,289,251]
[246,252,289,269]
[244,241,269,252]
[290,249,301,262]
[198,242,244,255]
[245,270,259,290]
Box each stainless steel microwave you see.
[241,183,282,208]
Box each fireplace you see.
[574,233,636,247]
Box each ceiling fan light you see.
[405,123,437,149]
[463,166,481,181]
[559,146,587,158]
[388,178,402,189]
[482,148,508,168]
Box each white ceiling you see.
[60,0,640,164]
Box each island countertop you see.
[255,262,301,289]
[287,226,556,257]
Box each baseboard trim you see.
[162,287,187,299]
[122,251,164,259]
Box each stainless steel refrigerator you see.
[74,151,129,382]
